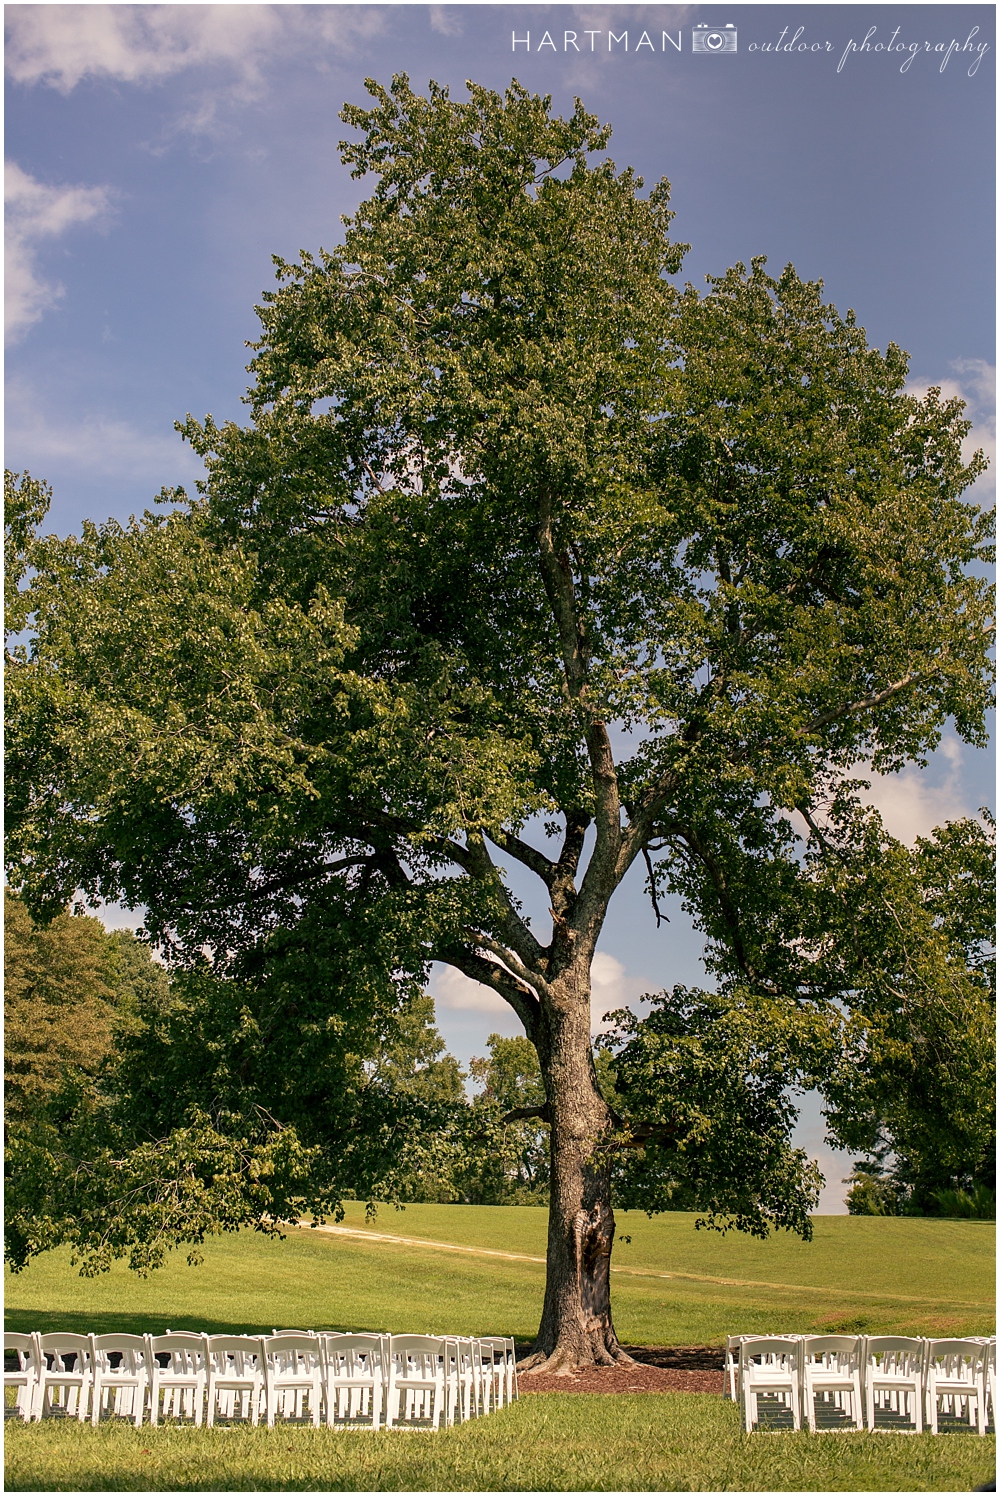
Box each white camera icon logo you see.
[692,23,737,52]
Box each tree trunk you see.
[519,969,633,1375]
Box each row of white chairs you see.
[5,1330,517,1431]
[725,1334,996,1435]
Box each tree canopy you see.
[5,77,993,1367]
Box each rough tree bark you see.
[519,967,633,1374]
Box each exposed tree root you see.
[518,1332,636,1376]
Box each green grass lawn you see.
[7,1205,992,1347]
[5,1395,995,1492]
[7,1208,994,1491]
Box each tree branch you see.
[798,666,940,736]
[202,858,374,909]
[467,929,551,999]
[500,1104,552,1125]
[435,944,542,1041]
[534,498,626,947]
[488,830,557,890]
[463,832,549,971]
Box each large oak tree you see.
[6,79,992,1371]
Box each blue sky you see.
[6,2,995,1208]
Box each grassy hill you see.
[6,1205,993,1346]
[6,1208,994,1492]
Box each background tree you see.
[4,896,472,1271]
[604,807,994,1228]
[461,1034,550,1204]
[4,895,155,1124]
[5,78,992,1371]
[819,812,996,1216]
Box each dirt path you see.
[298,1222,981,1306]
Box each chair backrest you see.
[147,1334,206,1357]
[5,1333,38,1356]
[926,1338,985,1358]
[207,1335,264,1362]
[91,1334,148,1372]
[91,1334,147,1353]
[388,1335,444,1377]
[270,1329,315,1336]
[4,1333,40,1373]
[262,1335,321,1363]
[739,1337,800,1362]
[863,1336,924,1371]
[925,1339,985,1373]
[479,1337,511,1356]
[389,1335,445,1355]
[801,1335,861,1360]
[37,1333,94,1370]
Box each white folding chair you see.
[90,1334,150,1427]
[984,1339,996,1432]
[475,1339,499,1416]
[724,1335,742,1401]
[261,1334,323,1428]
[323,1334,387,1429]
[146,1333,209,1426]
[800,1335,863,1431]
[5,1333,42,1422]
[443,1338,479,1424]
[863,1336,925,1433]
[739,1337,802,1432]
[725,1335,799,1408]
[925,1339,987,1435]
[205,1336,265,1427]
[479,1337,517,1407]
[35,1333,95,1421]
[385,1335,446,1430]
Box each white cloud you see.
[857,734,971,846]
[429,7,463,39]
[432,964,509,1014]
[5,161,112,342]
[5,377,206,487]
[589,949,648,1032]
[431,948,649,1033]
[906,359,995,502]
[5,6,387,130]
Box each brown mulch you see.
[515,1344,725,1396]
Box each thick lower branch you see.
[500,1104,552,1125]
[435,944,542,1040]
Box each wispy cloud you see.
[5,376,205,489]
[429,7,464,39]
[5,162,112,343]
[5,5,387,133]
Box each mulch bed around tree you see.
[515,1345,725,1396]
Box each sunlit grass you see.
[6,1394,996,1492]
[7,1206,992,1348]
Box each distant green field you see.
[5,1205,994,1346]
